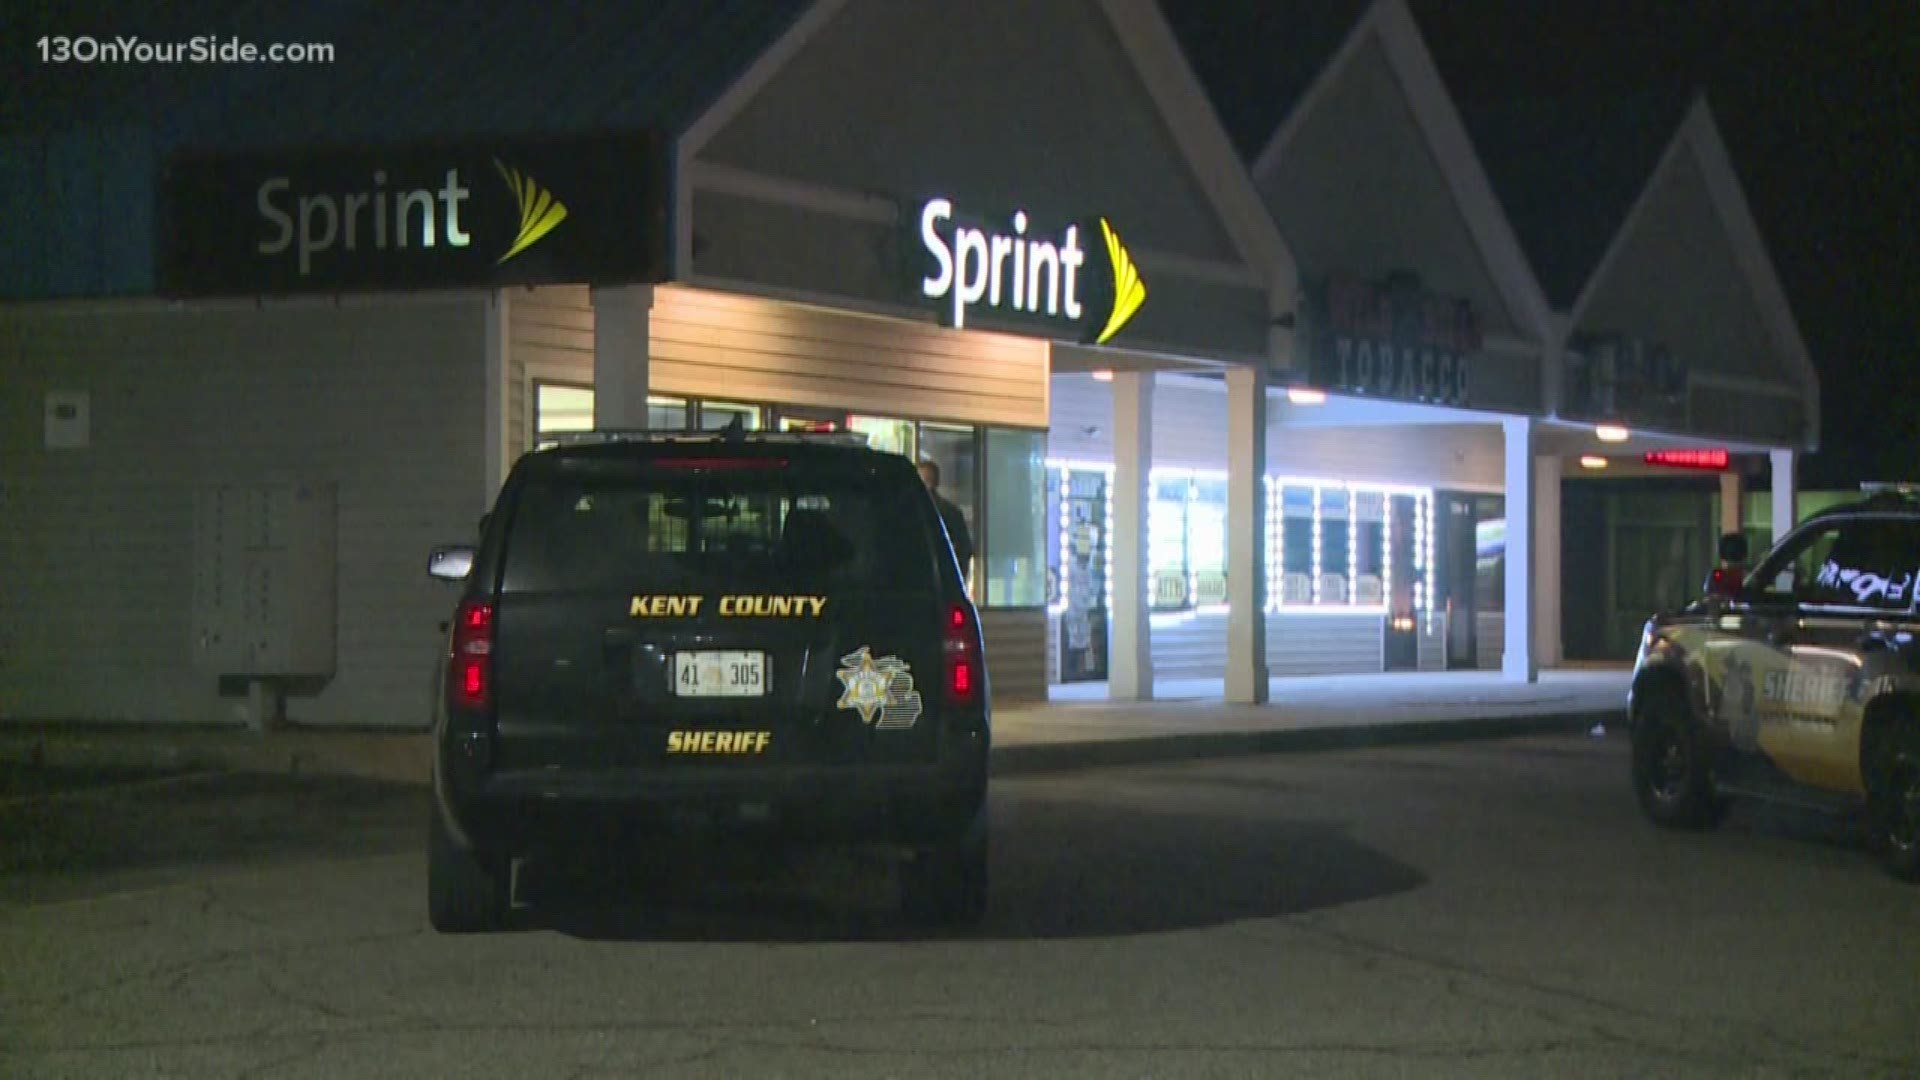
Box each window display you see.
[1041,464,1434,623]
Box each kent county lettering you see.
[629,595,828,618]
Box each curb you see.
[2,711,1619,791]
[989,712,1615,776]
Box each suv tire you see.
[901,806,988,927]
[1868,727,1920,882]
[428,808,510,933]
[1632,684,1726,830]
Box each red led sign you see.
[1643,448,1730,470]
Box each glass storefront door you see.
[1050,467,1110,681]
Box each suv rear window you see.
[1755,516,1920,610]
[499,457,943,594]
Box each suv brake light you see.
[944,602,981,706]
[448,600,494,710]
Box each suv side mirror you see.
[428,545,476,581]
[1718,531,1749,564]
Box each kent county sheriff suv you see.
[423,429,991,932]
[1628,489,1920,880]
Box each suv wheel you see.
[428,808,510,933]
[1868,728,1920,882]
[901,806,988,927]
[1631,685,1726,830]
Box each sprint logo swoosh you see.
[1094,217,1146,345]
[493,158,568,265]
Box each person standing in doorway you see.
[918,459,974,585]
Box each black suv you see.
[424,430,991,931]
[1628,490,1920,880]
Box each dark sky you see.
[1169,0,1918,487]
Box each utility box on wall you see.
[192,482,338,679]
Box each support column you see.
[591,284,655,429]
[1110,371,1154,701]
[1225,366,1269,704]
[483,290,511,503]
[1769,449,1797,544]
[1719,471,1743,537]
[1502,417,1538,682]
[1532,453,1562,668]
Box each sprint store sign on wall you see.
[158,134,668,296]
[918,198,1146,346]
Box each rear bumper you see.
[438,730,988,854]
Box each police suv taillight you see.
[447,600,494,710]
[944,603,982,706]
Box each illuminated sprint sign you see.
[158,133,667,296]
[918,198,1146,345]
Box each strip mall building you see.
[1,0,1817,725]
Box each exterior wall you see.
[699,0,1238,264]
[650,286,1050,429]
[1125,611,1384,680]
[981,609,1047,703]
[688,0,1273,364]
[1256,38,1519,340]
[1048,374,1505,490]
[0,295,488,726]
[507,286,597,458]
[1572,150,1806,443]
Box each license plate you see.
[671,651,768,697]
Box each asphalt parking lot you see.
[4,733,1917,1078]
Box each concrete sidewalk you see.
[0,669,1630,790]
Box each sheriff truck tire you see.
[428,808,509,933]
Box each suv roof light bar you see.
[549,429,871,449]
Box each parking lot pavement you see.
[5,732,1918,1079]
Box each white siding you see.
[1148,611,1384,679]
[980,608,1046,703]
[1048,373,1505,490]
[651,286,1049,428]
[507,285,596,459]
[0,296,487,727]
[1047,373,1230,468]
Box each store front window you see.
[534,383,693,449]
[983,429,1045,606]
[1046,465,1430,621]
[1188,477,1228,608]
[698,400,761,430]
[1318,487,1351,604]
[1353,491,1386,606]
[1149,474,1192,610]
[1280,485,1314,605]
[849,415,917,459]
[649,395,689,431]
[533,384,693,450]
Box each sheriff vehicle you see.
[424,427,990,931]
[1628,485,1920,880]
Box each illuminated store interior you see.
[1042,460,1436,623]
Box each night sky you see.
[1167,0,1919,487]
